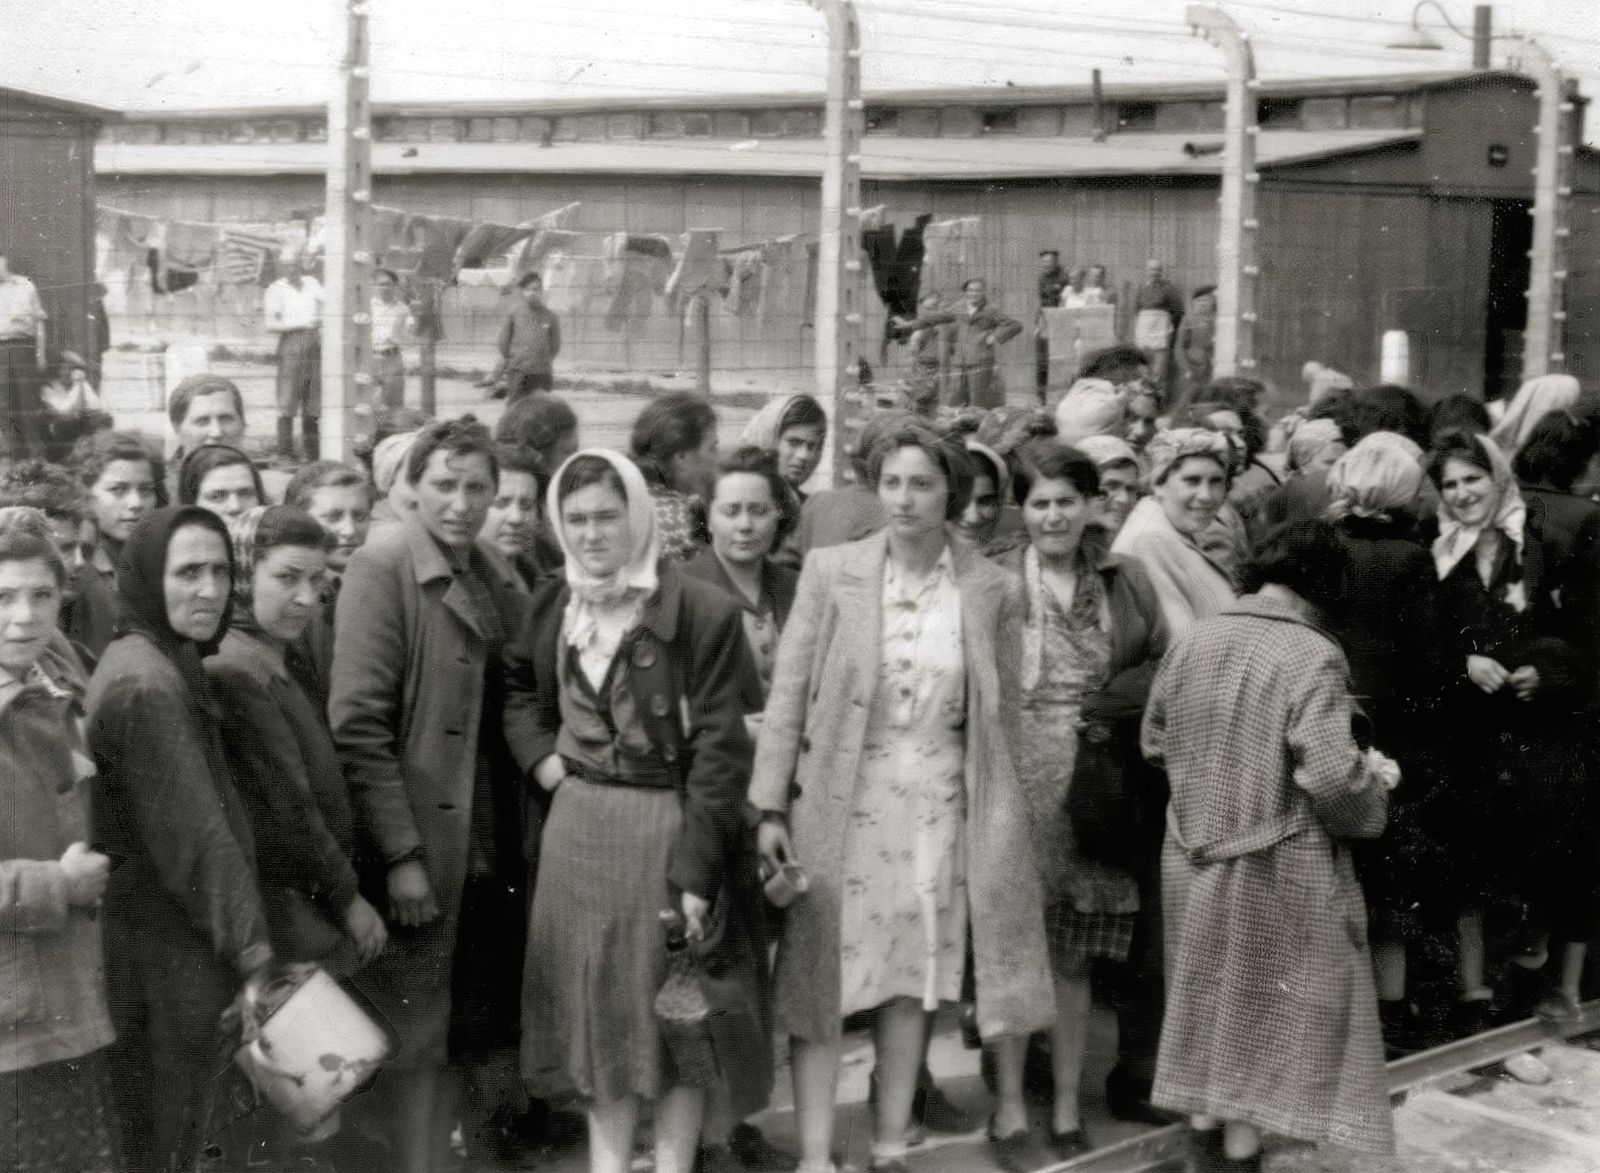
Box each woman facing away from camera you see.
[749,423,1053,1173]
[0,507,119,1173]
[1142,519,1395,1171]
[505,450,762,1173]
[631,393,721,563]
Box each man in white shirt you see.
[370,268,415,410]
[264,253,325,461]
[0,254,48,460]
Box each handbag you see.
[1068,717,1148,868]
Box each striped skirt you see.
[521,777,681,1104]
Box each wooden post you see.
[1497,34,1571,378]
[1187,6,1259,378]
[321,0,374,459]
[812,0,865,481]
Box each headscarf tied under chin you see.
[1432,433,1526,583]
[1143,426,1233,489]
[1325,431,1424,522]
[1489,374,1581,456]
[114,506,235,703]
[548,450,662,676]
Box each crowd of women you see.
[2,363,1597,1173]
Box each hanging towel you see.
[665,230,724,301]
[724,249,763,317]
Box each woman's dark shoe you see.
[1104,1064,1174,1126]
[1187,1128,1225,1173]
[1047,1128,1092,1162]
[728,1124,797,1171]
[987,1123,1055,1173]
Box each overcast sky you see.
[4,0,1597,141]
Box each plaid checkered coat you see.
[1141,592,1393,1155]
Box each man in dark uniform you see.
[1034,250,1070,405]
[489,272,561,401]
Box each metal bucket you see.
[234,966,391,1132]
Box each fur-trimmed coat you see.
[748,531,1054,1046]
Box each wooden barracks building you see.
[92,70,1600,404]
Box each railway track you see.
[1027,1000,1600,1173]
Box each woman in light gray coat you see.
[750,424,1052,1173]
[1142,520,1395,1171]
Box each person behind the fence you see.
[632,392,720,563]
[0,460,115,666]
[0,507,119,1173]
[985,442,1167,1165]
[749,424,1053,1173]
[177,443,264,525]
[1425,430,1598,1034]
[1143,519,1396,1171]
[329,418,531,1173]
[505,449,760,1173]
[371,267,416,410]
[207,505,387,975]
[947,277,1023,410]
[264,252,325,462]
[86,506,275,1173]
[491,271,562,401]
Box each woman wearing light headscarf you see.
[366,429,421,543]
[739,394,828,501]
[504,450,761,1173]
[1110,428,1237,636]
[1321,433,1448,1050]
[1074,435,1142,536]
[1426,430,1592,1033]
[1488,374,1581,458]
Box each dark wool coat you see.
[1142,593,1392,1154]
[500,562,759,903]
[0,648,114,1075]
[207,626,361,961]
[747,532,1055,1046]
[682,545,800,628]
[328,517,530,1064]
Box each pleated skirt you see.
[521,777,680,1104]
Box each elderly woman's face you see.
[1153,455,1227,536]
[1439,457,1498,528]
[164,524,230,643]
[879,445,949,541]
[955,472,1002,546]
[0,558,61,673]
[561,481,633,578]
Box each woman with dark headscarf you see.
[176,443,265,525]
[86,506,274,1173]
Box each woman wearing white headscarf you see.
[1488,374,1581,457]
[1426,430,1593,1032]
[1110,428,1237,636]
[504,450,761,1173]
[1321,433,1447,1049]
